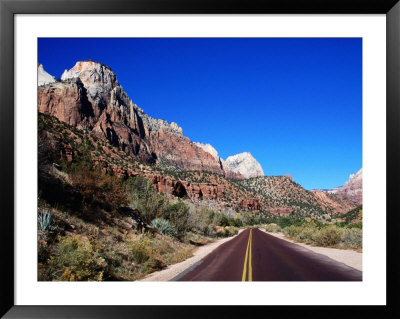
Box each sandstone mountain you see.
[328,168,362,205]
[37,60,358,220]
[38,64,56,86]
[224,152,264,178]
[38,113,261,215]
[38,60,227,175]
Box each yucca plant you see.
[150,218,177,237]
[38,209,52,232]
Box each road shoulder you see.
[261,230,362,271]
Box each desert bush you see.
[151,218,177,237]
[131,236,153,264]
[340,228,362,249]
[283,225,302,238]
[187,207,239,237]
[49,235,107,281]
[217,226,239,238]
[229,218,243,227]
[124,176,168,224]
[218,214,230,227]
[264,223,281,233]
[296,224,318,243]
[187,207,213,234]
[70,165,128,210]
[205,225,217,237]
[166,200,190,238]
[282,222,362,249]
[312,225,344,247]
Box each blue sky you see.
[38,38,362,190]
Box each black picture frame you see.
[1,0,399,318]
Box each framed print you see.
[1,0,399,318]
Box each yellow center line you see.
[249,229,252,281]
[242,229,253,281]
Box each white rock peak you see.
[38,64,56,86]
[224,152,264,179]
[61,60,119,103]
[328,168,362,204]
[194,142,220,161]
[347,168,362,185]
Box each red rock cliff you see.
[38,60,226,174]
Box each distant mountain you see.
[38,64,56,86]
[328,169,362,205]
[236,176,357,217]
[224,152,264,179]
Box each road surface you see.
[173,228,362,281]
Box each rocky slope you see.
[328,169,362,205]
[236,176,358,217]
[38,60,226,175]
[38,113,261,214]
[224,152,264,178]
[194,142,220,162]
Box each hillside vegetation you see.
[38,113,245,281]
[38,112,362,281]
[235,176,357,217]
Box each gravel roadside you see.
[261,230,362,271]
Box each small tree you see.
[167,200,190,238]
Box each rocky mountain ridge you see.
[236,176,358,217]
[328,168,362,205]
[38,61,265,179]
[39,61,229,175]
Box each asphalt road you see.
[174,228,362,281]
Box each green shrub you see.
[131,236,152,264]
[340,228,362,249]
[312,226,343,247]
[187,207,213,234]
[276,217,306,228]
[205,225,217,237]
[220,226,239,237]
[296,224,318,243]
[282,222,362,249]
[229,218,243,227]
[218,214,229,227]
[264,223,281,233]
[49,235,107,281]
[166,200,190,238]
[124,176,168,224]
[283,225,302,238]
[151,218,177,237]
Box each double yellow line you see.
[242,229,253,281]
